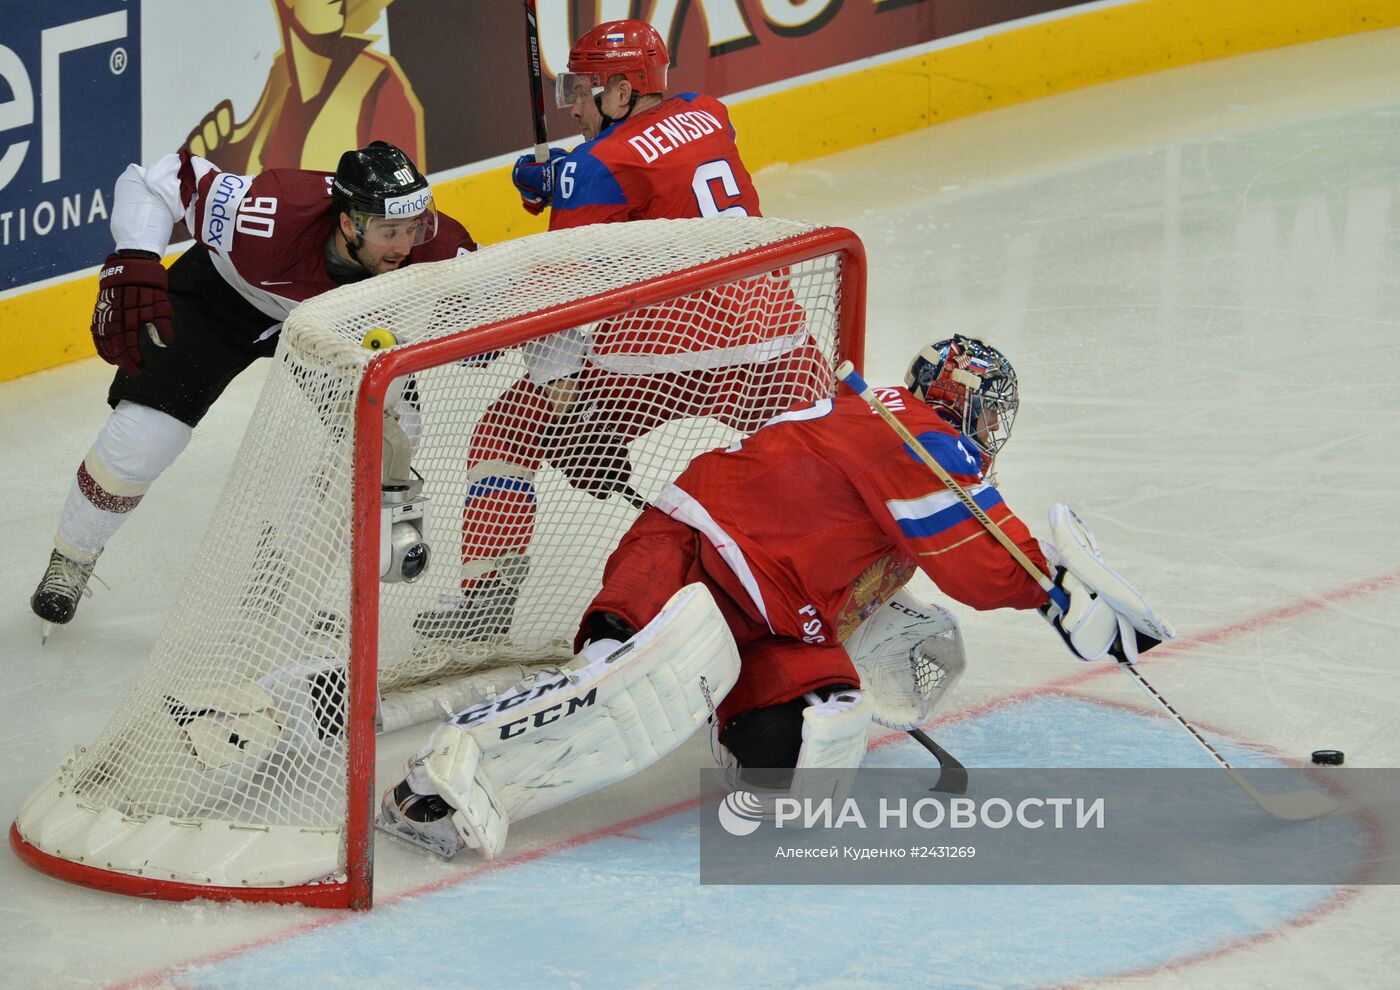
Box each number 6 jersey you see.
[547,92,760,228]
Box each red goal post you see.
[12,217,867,909]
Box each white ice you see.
[2,28,1398,990]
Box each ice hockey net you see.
[11,217,865,908]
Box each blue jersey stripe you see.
[894,485,1005,540]
[466,476,537,505]
[553,147,627,210]
[903,430,983,477]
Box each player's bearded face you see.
[344,213,432,275]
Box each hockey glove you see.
[544,400,635,501]
[1040,567,1141,661]
[91,250,173,377]
[512,148,568,215]
[1039,503,1174,662]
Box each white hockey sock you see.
[55,401,192,560]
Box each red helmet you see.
[566,20,668,96]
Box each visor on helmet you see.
[555,71,601,109]
[348,195,438,248]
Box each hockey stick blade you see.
[1115,659,1338,821]
[908,728,968,794]
[1227,770,1339,821]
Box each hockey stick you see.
[836,361,1338,821]
[909,728,969,794]
[523,0,550,163]
[615,484,653,512]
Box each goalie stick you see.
[836,361,1339,822]
[909,727,968,794]
[523,0,549,163]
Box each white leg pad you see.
[413,726,509,859]
[791,688,872,804]
[399,583,739,856]
[796,689,872,770]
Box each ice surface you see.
[2,28,1398,990]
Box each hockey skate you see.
[412,556,528,645]
[31,549,101,641]
[377,780,465,858]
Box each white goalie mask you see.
[906,334,1019,474]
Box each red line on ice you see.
[108,565,1400,990]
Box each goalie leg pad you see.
[474,584,738,823]
[387,584,740,858]
[796,688,872,770]
[791,688,873,805]
[412,723,509,859]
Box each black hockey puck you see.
[1310,749,1344,765]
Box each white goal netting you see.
[13,217,862,903]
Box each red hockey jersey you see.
[111,151,476,322]
[652,388,1052,646]
[547,92,760,229]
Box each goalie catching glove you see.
[1039,503,1175,662]
[91,250,174,376]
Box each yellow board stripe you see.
[5,0,1398,383]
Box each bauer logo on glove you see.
[90,250,174,377]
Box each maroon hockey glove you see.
[91,250,173,376]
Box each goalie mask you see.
[906,335,1019,470]
[332,141,438,250]
[556,20,669,115]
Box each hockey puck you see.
[1310,749,1344,765]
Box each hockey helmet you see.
[555,20,669,108]
[331,141,437,246]
[906,335,1019,466]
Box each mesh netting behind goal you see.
[12,217,866,908]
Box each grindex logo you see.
[383,188,432,218]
